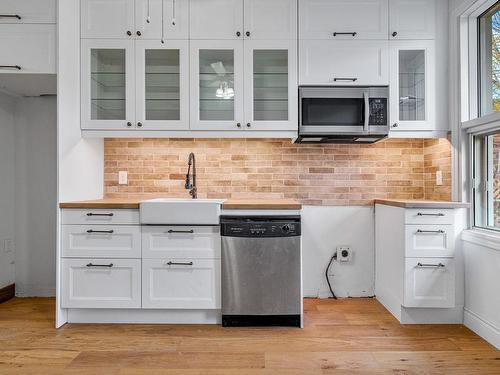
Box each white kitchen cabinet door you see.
[299,0,389,39]
[389,0,436,40]
[190,0,244,40]
[81,39,136,130]
[81,0,135,39]
[244,0,297,40]
[190,40,245,131]
[404,257,455,308]
[405,225,454,258]
[135,0,189,40]
[135,40,189,130]
[0,24,55,74]
[62,258,141,308]
[389,40,435,132]
[299,40,389,86]
[243,40,297,131]
[0,0,56,24]
[62,209,140,225]
[142,259,221,309]
[62,225,141,258]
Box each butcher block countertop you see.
[374,199,470,209]
[59,198,302,210]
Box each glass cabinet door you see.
[136,40,189,130]
[244,40,297,130]
[81,39,135,130]
[390,40,435,132]
[190,40,244,130]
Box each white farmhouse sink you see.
[140,198,225,225]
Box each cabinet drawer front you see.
[0,24,55,74]
[61,258,141,308]
[62,209,140,225]
[404,257,455,308]
[142,259,221,309]
[0,0,56,24]
[404,209,454,225]
[62,225,141,258]
[299,40,389,85]
[142,226,221,259]
[405,225,453,257]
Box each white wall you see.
[302,205,375,298]
[14,97,57,297]
[0,92,16,289]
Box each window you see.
[479,2,500,115]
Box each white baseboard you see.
[464,308,500,349]
[15,284,55,297]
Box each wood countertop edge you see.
[374,199,471,209]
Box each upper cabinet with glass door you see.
[389,40,435,132]
[389,0,436,40]
[81,0,188,39]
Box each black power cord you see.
[325,252,337,299]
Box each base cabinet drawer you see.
[403,257,455,308]
[62,225,141,258]
[404,209,454,225]
[62,209,140,225]
[142,259,221,309]
[62,259,141,309]
[0,0,56,24]
[142,226,221,259]
[405,225,453,257]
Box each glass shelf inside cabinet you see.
[398,50,425,122]
[145,49,180,121]
[199,49,235,121]
[91,49,126,120]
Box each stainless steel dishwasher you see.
[220,215,301,327]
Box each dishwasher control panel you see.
[220,216,301,237]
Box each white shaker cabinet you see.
[190,0,244,40]
[299,0,389,40]
[389,40,435,132]
[244,0,297,40]
[0,0,56,24]
[299,40,389,86]
[81,0,135,39]
[389,0,436,40]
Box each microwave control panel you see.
[369,98,388,126]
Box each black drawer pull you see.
[86,229,114,234]
[0,65,21,70]
[416,262,445,268]
[166,261,193,266]
[333,32,357,37]
[86,263,113,268]
[167,229,194,234]
[0,14,21,20]
[333,77,358,82]
[417,212,444,216]
[416,229,445,234]
[86,212,114,217]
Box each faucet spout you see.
[185,152,197,199]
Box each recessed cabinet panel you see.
[405,225,454,258]
[135,40,189,130]
[135,0,189,39]
[81,0,135,39]
[190,0,244,40]
[0,0,56,24]
[389,0,436,40]
[404,257,455,308]
[299,40,389,86]
[244,0,297,40]
[81,39,135,130]
[390,40,435,132]
[299,0,389,39]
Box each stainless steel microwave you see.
[297,86,389,144]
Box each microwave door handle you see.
[363,92,370,133]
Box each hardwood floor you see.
[0,298,498,374]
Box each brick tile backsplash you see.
[104,138,452,205]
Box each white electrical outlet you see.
[4,239,14,253]
[337,246,352,262]
[436,170,443,186]
[118,171,128,185]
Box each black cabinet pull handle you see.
[126,122,132,127]
[87,229,114,234]
[137,122,143,127]
[136,30,142,36]
[127,30,132,36]
[416,262,445,268]
[167,229,194,234]
[86,263,114,268]
[0,65,21,70]
[392,31,398,37]
[333,32,357,37]
[166,261,193,266]
[417,212,445,217]
[0,14,21,20]
[392,123,399,128]
[236,31,241,37]
[246,123,251,128]
[236,123,241,128]
[86,212,114,217]
[416,229,445,234]
[246,31,250,37]
[333,77,357,82]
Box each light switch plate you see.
[436,170,443,186]
[118,171,128,185]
